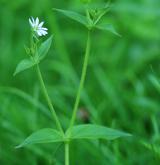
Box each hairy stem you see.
[36,64,63,134]
[69,30,91,128]
[65,142,69,165]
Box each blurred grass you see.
[0,0,160,164]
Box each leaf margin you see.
[13,58,36,76]
[66,124,131,140]
[15,128,64,148]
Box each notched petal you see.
[38,22,44,28]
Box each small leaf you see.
[24,45,30,54]
[66,124,131,140]
[16,128,64,148]
[53,8,88,27]
[96,24,121,37]
[14,59,35,76]
[38,35,53,61]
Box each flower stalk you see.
[27,17,63,134]
[36,64,64,134]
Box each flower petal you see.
[38,21,44,28]
[31,17,35,26]
[31,17,34,22]
[35,17,39,26]
[37,30,42,36]
[29,17,48,36]
[40,29,48,36]
[40,30,45,36]
[43,31,48,35]
[41,27,48,31]
[29,18,33,27]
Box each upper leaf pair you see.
[53,7,121,36]
[14,35,53,76]
[16,124,131,148]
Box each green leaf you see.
[53,8,88,27]
[14,59,35,76]
[96,24,121,37]
[16,128,64,148]
[66,124,131,140]
[38,35,53,61]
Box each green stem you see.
[36,64,64,134]
[65,142,69,165]
[69,30,91,128]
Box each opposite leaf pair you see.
[16,124,131,148]
[53,8,121,36]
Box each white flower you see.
[29,17,48,36]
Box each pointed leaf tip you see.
[96,24,121,37]
[13,59,35,76]
[16,128,64,148]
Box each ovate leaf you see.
[16,128,64,148]
[14,59,35,76]
[38,35,53,60]
[96,24,121,37]
[66,124,131,140]
[53,8,88,27]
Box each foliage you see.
[0,0,160,164]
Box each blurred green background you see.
[0,0,160,164]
